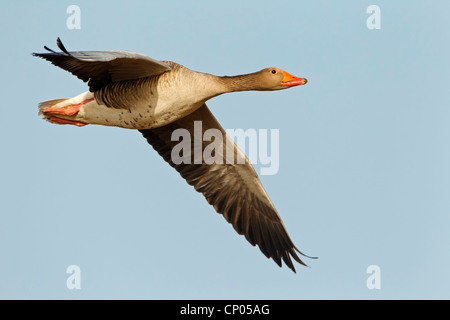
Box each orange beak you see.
[282,71,307,87]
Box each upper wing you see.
[139,104,311,272]
[32,38,171,92]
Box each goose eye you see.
[271,69,276,74]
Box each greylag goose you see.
[33,38,311,273]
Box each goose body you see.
[33,38,311,272]
[40,62,225,129]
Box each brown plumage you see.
[33,38,312,272]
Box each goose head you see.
[257,67,308,90]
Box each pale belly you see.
[72,91,205,129]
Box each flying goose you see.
[33,38,311,273]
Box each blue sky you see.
[0,1,449,299]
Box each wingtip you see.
[43,45,56,53]
[33,38,71,56]
[281,246,318,272]
[56,37,71,55]
[31,52,46,59]
[293,243,318,260]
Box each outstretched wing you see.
[32,38,171,92]
[139,104,311,272]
